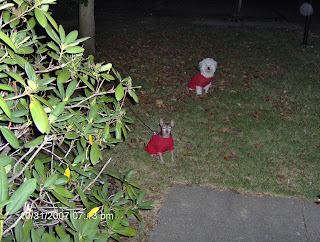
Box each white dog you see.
[188,58,217,95]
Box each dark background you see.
[52,0,320,29]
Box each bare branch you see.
[71,158,111,201]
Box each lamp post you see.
[300,1,314,47]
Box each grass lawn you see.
[96,19,320,236]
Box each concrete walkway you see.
[149,185,320,241]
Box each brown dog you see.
[145,119,174,164]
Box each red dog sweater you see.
[188,72,212,90]
[145,134,174,156]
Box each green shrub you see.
[0,0,151,241]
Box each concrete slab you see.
[149,185,319,242]
[302,201,320,241]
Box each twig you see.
[66,90,116,109]
[8,137,51,184]
[34,58,75,74]
[2,210,30,236]
[71,158,111,201]
[64,140,75,158]
[12,147,35,175]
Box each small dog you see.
[145,118,174,165]
[188,58,218,95]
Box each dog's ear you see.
[170,120,174,127]
[159,118,164,127]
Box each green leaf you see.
[112,191,123,204]
[25,62,37,82]
[6,179,37,215]
[55,113,74,122]
[78,74,94,91]
[29,96,50,134]
[43,173,59,188]
[113,226,137,237]
[22,219,33,242]
[0,3,14,11]
[55,225,68,238]
[51,191,72,207]
[65,80,77,99]
[0,165,8,203]
[103,123,110,139]
[88,104,99,122]
[137,201,154,210]
[65,37,90,47]
[11,110,28,118]
[101,73,115,81]
[13,0,23,5]
[65,132,79,139]
[76,187,89,209]
[0,126,19,149]
[37,77,56,87]
[99,63,112,72]
[59,25,66,43]
[64,46,84,54]
[0,84,16,92]
[25,135,44,148]
[33,94,53,110]
[115,84,124,101]
[45,25,60,44]
[31,229,41,242]
[0,95,11,118]
[128,90,139,103]
[47,41,59,52]
[15,46,34,54]
[90,142,100,165]
[125,169,134,181]
[126,186,135,200]
[15,220,23,242]
[115,122,121,140]
[121,123,128,140]
[0,155,14,167]
[34,8,47,28]
[136,189,146,205]
[69,211,80,232]
[53,175,68,186]
[27,17,36,29]
[35,159,45,180]
[52,186,74,199]
[52,102,65,116]
[0,30,16,51]
[0,200,11,209]
[129,182,141,189]
[41,9,58,31]
[5,71,26,86]
[64,30,78,45]
[73,151,86,164]
[57,70,70,83]
[114,199,130,206]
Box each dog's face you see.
[159,118,174,138]
[199,58,217,78]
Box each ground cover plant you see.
[96,19,320,234]
[0,1,153,241]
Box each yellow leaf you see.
[87,206,100,218]
[64,167,70,183]
[89,134,93,145]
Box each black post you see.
[303,14,311,47]
[302,0,313,47]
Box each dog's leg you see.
[196,86,203,95]
[171,150,174,162]
[204,83,211,93]
[158,153,165,165]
